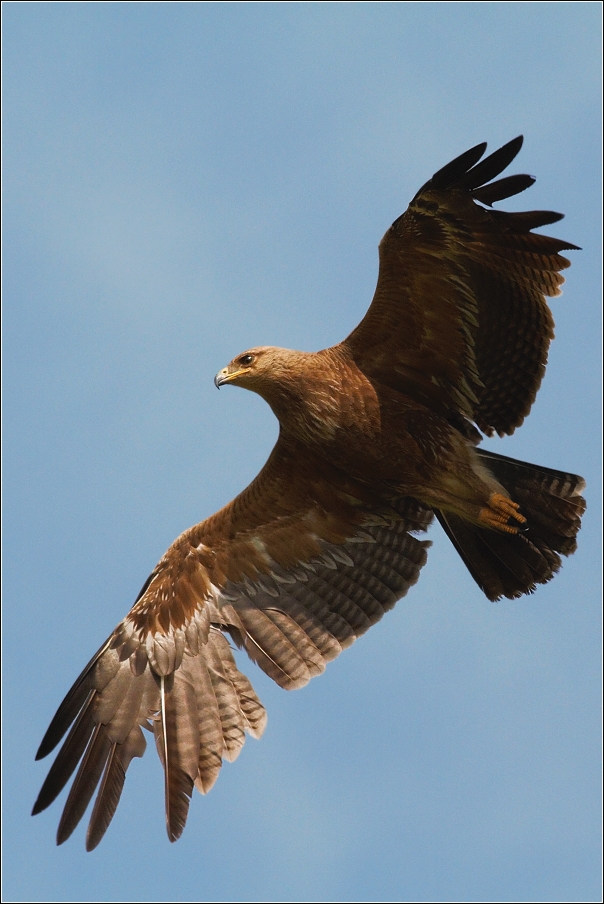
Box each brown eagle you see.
[33,136,585,849]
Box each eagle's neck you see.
[259,346,380,446]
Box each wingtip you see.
[165,810,188,843]
[499,134,524,163]
[500,134,524,157]
[56,823,73,846]
[416,140,488,196]
[469,140,488,156]
[85,834,102,853]
[505,134,525,164]
[35,737,54,761]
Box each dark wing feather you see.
[472,174,535,206]
[56,724,113,845]
[34,438,432,847]
[344,135,579,436]
[154,672,198,843]
[86,728,146,851]
[451,136,524,191]
[34,639,112,761]
[416,141,487,194]
[32,691,97,815]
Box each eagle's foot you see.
[479,493,527,533]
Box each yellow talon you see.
[479,493,527,532]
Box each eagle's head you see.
[214,345,352,442]
[214,346,277,390]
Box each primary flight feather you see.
[33,136,585,849]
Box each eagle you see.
[33,136,585,850]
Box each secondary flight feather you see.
[33,136,585,849]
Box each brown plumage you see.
[33,136,585,849]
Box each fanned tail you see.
[436,449,586,601]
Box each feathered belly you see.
[319,406,508,524]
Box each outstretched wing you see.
[344,136,579,437]
[33,436,432,849]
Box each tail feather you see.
[436,449,585,601]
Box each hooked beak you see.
[214,367,248,389]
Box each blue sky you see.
[3,3,601,902]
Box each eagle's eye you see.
[239,354,254,366]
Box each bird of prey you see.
[33,136,586,850]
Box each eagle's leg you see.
[478,493,527,533]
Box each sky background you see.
[3,3,601,902]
